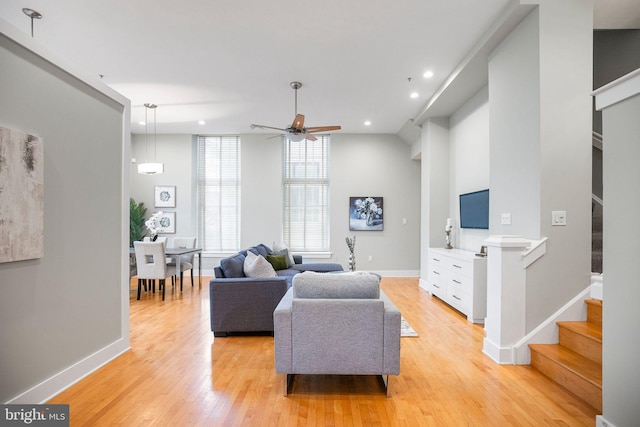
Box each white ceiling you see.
[1,0,639,137]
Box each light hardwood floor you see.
[48,277,598,426]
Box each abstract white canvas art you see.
[0,126,44,263]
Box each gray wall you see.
[449,86,490,252]
[488,4,592,332]
[0,31,128,403]
[130,134,196,239]
[592,30,640,135]
[600,83,640,427]
[130,133,421,275]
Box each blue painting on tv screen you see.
[459,189,489,229]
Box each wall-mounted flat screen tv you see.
[459,189,489,229]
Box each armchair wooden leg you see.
[180,272,184,291]
[382,375,391,397]
[283,374,294,397]
[161,279,166,301]
[137,279,142,300]
[190,270,194,287]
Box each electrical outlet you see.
[501,213,511,225]
[368,255,373,262]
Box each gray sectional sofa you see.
[210,243,343,336]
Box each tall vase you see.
[348,253,356,272]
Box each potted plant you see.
[129,198,147,247]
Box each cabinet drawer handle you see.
[453,295,461,301]
[433,284,440,289]
[433,257,440,262]
[453,264,462,269]
[453,279,461,284]
[432,271,440,275]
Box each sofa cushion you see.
[257,243,271,255]
[291,262,344,273]
[244,251,277,278]
[271,248,294,268]
[266,254,288,270]
[272,242,295,266]
[219,253,246,278]
[292,271,380,299]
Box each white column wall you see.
[595,69,640,427]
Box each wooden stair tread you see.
[557,321,602,342]
[529,344,602,387]
[585,299,602,308]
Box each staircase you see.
[529,299,602,412]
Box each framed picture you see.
[155,185,176,208]
[0,126,44,263]
[349,196,383,231]
[156,211,176,234]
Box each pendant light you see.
[138,103,164,175]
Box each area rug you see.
[401,317,418,337]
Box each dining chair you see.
[143,236,167,244]
[168,237,197,290]
[133,241,177,301]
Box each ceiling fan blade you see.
[250,124,287,132]
[305,133,317,141]
[291,114,305,131]
[306,125,342,133]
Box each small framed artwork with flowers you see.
[349,196,383,231]
[155,185,176,208]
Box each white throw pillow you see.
[243,251,277,278]
[272,242,295,266]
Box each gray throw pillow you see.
[220,253,246,278]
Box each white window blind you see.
[283,136,329,252]
[196,136,241,252]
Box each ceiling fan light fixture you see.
[250,81,341,140]
[285,132,305,142]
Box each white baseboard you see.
[368,270,420,278]
[7,338,130,404]
[482,337,515,364]
[596,415,615,427]
[511,286,590,365]
[591,273,603,300]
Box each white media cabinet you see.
[424,248,487,323]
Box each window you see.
[283,136,329,252]
[196,136,241,252]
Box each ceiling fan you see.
[250,81,341,142]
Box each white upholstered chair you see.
[168,237,196,290]
[133,241,176,300]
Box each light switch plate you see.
[552,210,567,226]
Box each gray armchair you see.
[274,271,401,397]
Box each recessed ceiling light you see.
[410,92,419,99]
[198,120,206,125]
[423,70,434,78]
[364,120,371,126]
